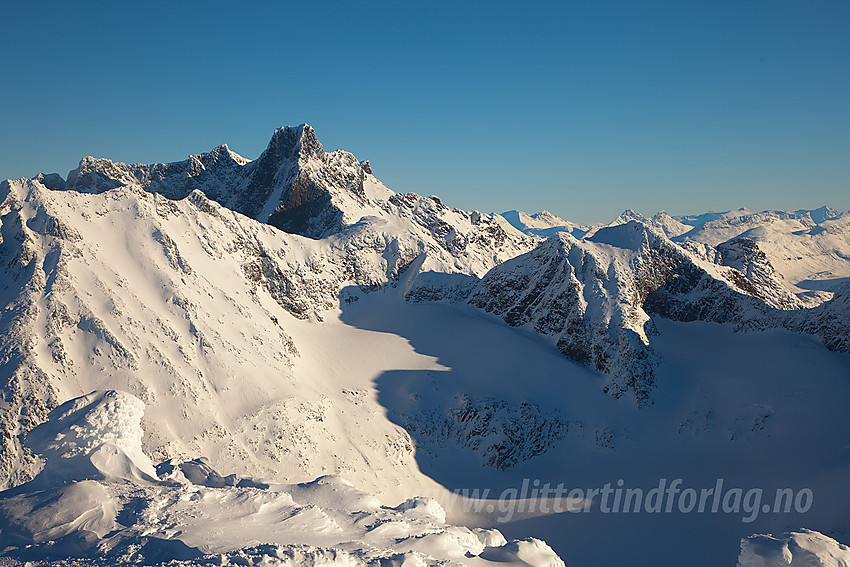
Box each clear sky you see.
[1,1,848,223]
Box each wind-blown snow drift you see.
[0,390,565,567]
[738,529,850,567]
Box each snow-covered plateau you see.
[1,124,849,566]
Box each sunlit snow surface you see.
[739,529,850,567]
[0,390,564,566]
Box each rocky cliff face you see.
[398,395,570,470]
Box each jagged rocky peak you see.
[260,123,324,165]
[33,172,66,191]
[255,123,371,238]
[716,237,768,271]
[613,208,646,224]
[588,219,656,251]
[66,155,133,191]
[533,210,560,222]
[31,124,366,239]
[190,143,249,169]
[796,205,840,224]
[452,215,837,406]
[713,238,804,309]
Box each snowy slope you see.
[341,284,850,566]
[5,303,848,566]
[0,178,437,498]
[0,390,565,567]
[739,529,850,567]
[3,126,848,464]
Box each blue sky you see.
[1,1,848,223]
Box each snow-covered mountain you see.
[0,125,537,494]
[2,124,849,566]
[412,219,850,406]
[500,210,590,239]
[507,206,850,308]
[621,207,850,307]
[57,124,535,271]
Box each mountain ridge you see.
[3,125,848,466]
